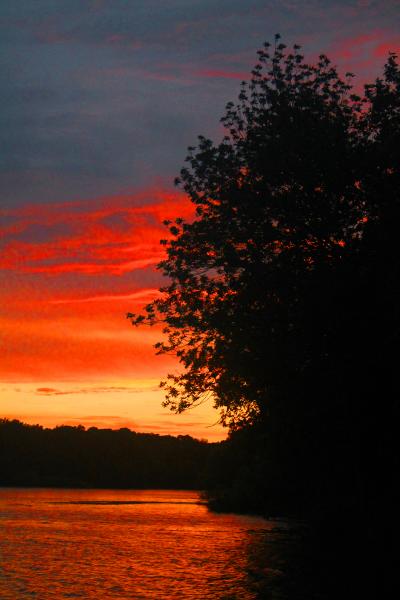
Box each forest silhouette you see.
[0,419,211,489]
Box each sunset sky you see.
[1,0,399,440]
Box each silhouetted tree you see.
[128,38,398,528]
[129,37,375,425]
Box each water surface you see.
[1,488,297,599]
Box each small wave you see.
[49,500,205,506]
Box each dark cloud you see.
[8,222,75,244]
[1,1,397,207]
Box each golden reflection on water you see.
[0,488,286,600]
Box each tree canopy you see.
[128,36,399,432]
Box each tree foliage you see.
[128,37,399,431]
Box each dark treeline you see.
[0,419,214,489]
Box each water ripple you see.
[0,488,284,600]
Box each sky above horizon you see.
[1,0,399,440]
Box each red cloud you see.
[374,41,400,58]
[0,187,193,276]
[0,185,193,384]
[328,30,399,81]
[193,69,249,80]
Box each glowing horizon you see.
[1,188,227,441]
[1,1,398,441]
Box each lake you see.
[0,488,305,600]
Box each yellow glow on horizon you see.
[0,380,227,442]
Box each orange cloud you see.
[35,385,159,395]
[49,288,161,305]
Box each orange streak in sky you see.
[0,187,190,389]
